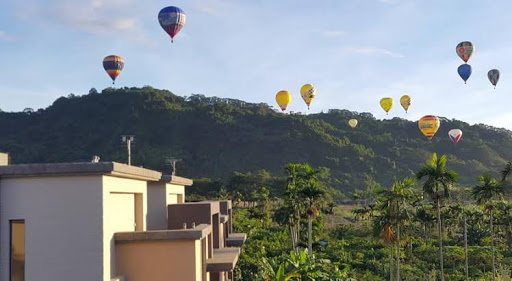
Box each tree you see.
[375,178,415,281]
[472,173,505,280]
[416,153,458,281]
[501,161,512,182]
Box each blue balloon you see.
[458,64,472,84]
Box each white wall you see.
[0,176,104,281]
[102,175,148,281]
[147,183,185,231]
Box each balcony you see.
[114,224,212,281]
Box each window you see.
[10,220,25,281]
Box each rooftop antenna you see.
[165,157,182,176]
[121,135,135,165]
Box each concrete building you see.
[0,152,245,281]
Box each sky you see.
[0,0,511,130]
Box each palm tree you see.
[416,153,458,281]
[501,161,512,182]
[472,173,505,280]
[375,178,415,281]
[299,180,325,254]
[446,204,470,281]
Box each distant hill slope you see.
[1,87,511,191]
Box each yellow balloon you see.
[300,84,316,109]
[348,119,358,128]
[380,97,393,115]
[276,90,292,111]
[418,115,440,140]
[400,95,411,113]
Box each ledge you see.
[160,175,193,186]
[0,162,162,181]
[207,247,240,272]
[114,224,211,242]
[225,233,247,247]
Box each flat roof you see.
[160,174,193,186]
[0,162,162,181]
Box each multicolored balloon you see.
[400,95,411,113]
[488,69,500,89]
[300,84,316,109]
[418,115,440,140]
[456,41,474,63]
[103,55,124,84]
[158,6,186,43]
[448,129,463,145]
[348,119,358,129]
[458,64,472,84]
[276,90,291,111]
[380,97,393,115]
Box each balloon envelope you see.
[380,98,393,115]
[158,6,186,42]
[276,90,292,111]
[400,95,411,113]
[103,55,124,84]
[300,84,316,109]
[488,69,500,88]
[348,119,358,128]
[418,115,440,140]
[458,64,472,84]
[456,41,474,63]
[448,129,463,145]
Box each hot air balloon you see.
[380,98,393,115]
[458,64,472,84]
[488,69,500,89]
[348,119,358,129]
[276,90,291,111]
[400,95,411,113]
[300,84,316,109]
[448,129,463,145]
[456,41,474,63]
[103,55,124,84]
[418,115,440,140]
[158,6,186,43]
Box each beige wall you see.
[0,176,104,281]
[147,183,185,230]
[115,240,204,281]
[102,175,148,281]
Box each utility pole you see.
[121,135,135,165]
[166,157,182,176]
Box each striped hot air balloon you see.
[158,6,186,43]
[418,115,440,140]
[103,55,124,84]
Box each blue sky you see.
[1,0,511,129]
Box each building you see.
[0,153,245,281]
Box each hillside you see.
[1,87,511,191]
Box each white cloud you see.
[194,0,233,17]
[340,47,404,58]
[321,30,346,38]
[14,0,151,45]
[378,0,401,4]
[0,31,14,41]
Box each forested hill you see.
[1,87,511,191]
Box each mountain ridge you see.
[1,86,510,192]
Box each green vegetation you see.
[230,158,512,280]
[1,87,511,280]
[1,87,512,194]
